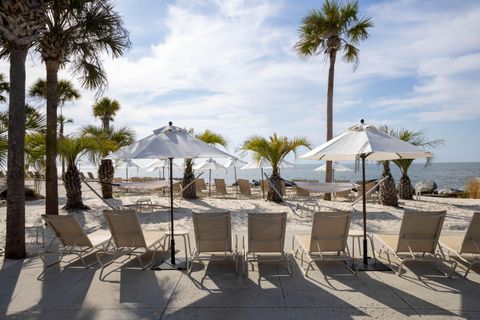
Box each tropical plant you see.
[182,130,227,199]
[0,73,9,102]
[0,0,46,258]
[295,0,372,200]
[390,128,443,200]
[243,134,310,202]
[93,97,120,131]
[377,125,398,206]
[36,0,130,215]
[57,135,95,210]
[81,124,134,198]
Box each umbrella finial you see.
[360,119,365,124]
[169,121,173,126]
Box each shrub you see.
[466,179,480,199]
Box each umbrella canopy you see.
[116,159,142,180]
[224,157,247,168]
[241,158,295,169]
[314,161,352,172]
[146,159,179,180]
[106,121,234,268]
[193,158,226,196]
[300,120,432,268]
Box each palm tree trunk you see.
[182,158,196,199]
[63,163,88,210]
[102,116,109,132]
[60,117,65,175]
[324,49,337,201]
[267,167,282,203]
[379,162,398,206]
[45,59,60,215]
[398,174,414,200]
[98,159,113,199]
[5,47,27,259]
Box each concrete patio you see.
[1,233,480,320]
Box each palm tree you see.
[377,125,398,207]
[36,0,130,215]
[243,134,310,203]
[295,0,372,200]
[0,0,46,258]
[389,129,443,200]
[93,97,120,131]
[57,136,95,210]
[81,124,134,198]
[0,73,9,102]
[182,130,227,199]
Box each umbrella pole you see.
[126,167,128,181]
[163,167,165,180]
[208,169,211,196]
[362,155,368,265]
[170,158,176,265]
[234,167,237,184]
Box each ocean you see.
[81,162,480,191]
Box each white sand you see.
[1,179,479,256]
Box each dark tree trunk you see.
[324,48,337,201]
[267,168,283,203]
[182,158,196,199]
[398,174,414,200]
[60,115,65,175]
[5,48,27,259]
[380,162,398,206]
[98,159,113,199]
[45,59,60,215]
[102,115,110,132]
[63,163,88,210]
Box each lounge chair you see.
[98,210,166,270]
[356,181,378,203]
[130,177,143,182]
[40,214,111,271]
[294,185,310,199]
[195,178,207,190]
[292,211,355,275]
[214,178,235,198]
[243,212,291,276]
[87,172,96,180]
[189,211,237,274]
[238,179,255,198]
[374,210,456,276]
[79,172,87,181]
[439,212,480,277]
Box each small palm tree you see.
[295,0,372,200]
[57,136,95,210]
[36,0,130,215]
[0,73,9,102]
[390,129,444,200]
[243,134,310,203]
[0,0,47,259]
[93,97,121,131]
[182,130,227,199]
[377,126,398,207]
[81,124,135,198]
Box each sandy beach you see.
[1,179,478,256]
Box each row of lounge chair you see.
[40,209,480,278]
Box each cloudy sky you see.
[1,0,479,162]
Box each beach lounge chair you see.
[374,210,456,276]
[40,214,111,271]
[238,179,255,198]
[243,212,291,276]
[214,178,235,198]
[292,211,355,275]
[79,172,87,181]
[87,172,96,180]
[294,185,310,199]
[356,181,379,203]
[196,178,207,190]
[439,212,480,277]
[98,210,166,270]
[130,177,143,182]
[189,211,238,274]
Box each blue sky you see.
[1,0,479,162]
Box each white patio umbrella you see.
[146,159,179,180]
[116,159,141,181]
[300,120,432,268]
[224,157,247,183]
[106,121,234,268]
[314,161,352,181]
[241,158,295,198]
[193,158,226,196]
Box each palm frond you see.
[195,129,227,147]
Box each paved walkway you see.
[1,236,480,320]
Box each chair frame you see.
[439,212,480,278]
[243,212,291,276]
[292,211,356,276]
[375,210,456,277]
[97,210,166,271]
[189,211,238,274]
